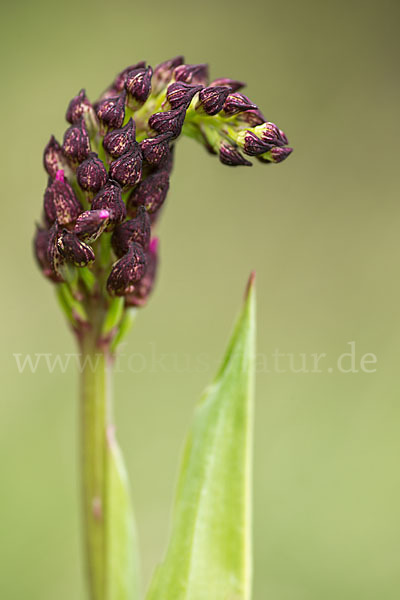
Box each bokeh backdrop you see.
[1,0,400,598]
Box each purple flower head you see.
[111,206,151,258]
[174,63,208,85]
[44,170,81,225]
[96,91,127,129]
[76,153,108,193]
[127,170,169,215]
[92,180,126,227]
[125,66,153,103]
[103,118,136,158]
[235,107,266,127]
[140,133,172,167]
[107,243,147,296]
[74,209,110,243]
[219,143,252,167]
[166,82,202,110]
[109,144,143,187]
[197,86,230,116]
[62,119,91,163]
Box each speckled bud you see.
[235,108,266,127]
[148,108,186,139]
[76,153,107,192]
[153,56,184,93]
[113,62,146,92]
[125,66,153,103]
[44,170,81,225]
[34,226,60,282]
[92,180,126,226]
[57,230,95,267]
[140,133,172,166]
[43,136,67,178]
[62,119,91,163]
[109,144,142,187]
[66,89,92,124]
[74,209,110,243]
[219,143,252,167]
[96,90,127,129]
[222,93,258,116]
[166,82,202,110]
[111,206,151,257]
[107,243,147,296]
[127,170,169,215]
[126,237,159,307]
[236,130,273,156]
[197,86,230,115]
[258,146,293,164]
[103,119,136,158]
[209,78,245,92]
[252,121,286,145]
[47,223,64,279]
[174,63,208,85]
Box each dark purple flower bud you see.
[57,230,95,267]
[279,129,289,145]
[174,63,208,85]
[107,243,147,296]
[140,133,172,166]
[153,56,184,93]
[258,147,293,164]
[237,130,273,156]
[62,119,91,163]
[148,108,186,139]
[109,144,142,187]
[235,108,266,127]
[43,136,66,178]
[219,143,252,167]
[252,121,285,145]
[96,90,127,129]
[34,226,60,282]
[166,82,202,110]
[127,170,169,215]
[209,78,245,92]
[44,170,81,225]
[74,209,110,242]
[76,153,107,192]
[222,93,258,116]
[66,89,93,124]
[126,237,159,307]
[125,66,153,103]
[92,180,126,227]
[103,119,136,158]
[197,86,230,115]
[111,206,151,257]
[47,223,64,279]
[113,62,146,92]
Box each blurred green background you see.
[1,0,399,598]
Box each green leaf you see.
[106,426,141,600]
[146,274,256,600]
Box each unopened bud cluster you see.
[34,57,292,340]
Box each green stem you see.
[80,333,112,600]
